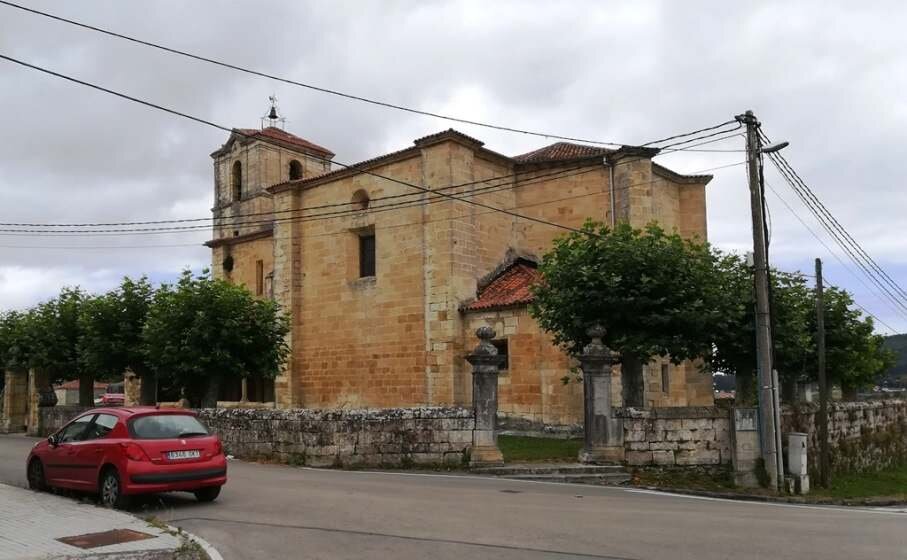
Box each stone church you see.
[206,112,715,428]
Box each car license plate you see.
[167,450,200,460]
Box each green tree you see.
[26,288,92,404]
[709,258,814,404]
[79,277,156,404]
[143,270,290,407]
[710,257,894,401]
[530,222,734,406]
[809,287,894,398]
[0,310,35,373]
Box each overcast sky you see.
[0,1,905,335]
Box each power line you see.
[765,141,907,304]
[0,0,742,151]
[764,179,905,334]
[0,52,738,241]
[822,274,902,336]
[762,148,907,319]
[0,0,639,148]
[760,129,907,301]
[0,160,746,238]
[0,52,601,238]
[0,163,596,228]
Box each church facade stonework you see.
[207,124,714,427]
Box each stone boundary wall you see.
[781,399,907,474]
[37,405,476,468]
[38,406,89,436]
[617,406,732,467]
[198,406,475,468]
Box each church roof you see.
[513,142,615,164]
[211,127,334,158]
[463,258,540,312]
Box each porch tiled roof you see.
[464,261,539,311]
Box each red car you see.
[99,382,126,407]
[26,407,226,509]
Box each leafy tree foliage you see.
[530,222,734,404]
[143,270,290,407]
[532,222,894,404]
[711,257,893,401]
[79,277,156,403]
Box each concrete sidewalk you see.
[0,483,184,559]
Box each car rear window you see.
[129,414,209,439]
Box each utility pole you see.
[740,110,781,491]
[815,257,830,487]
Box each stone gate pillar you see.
[467,326,505,467]
[0,369,28,433]
[579,326,624,464]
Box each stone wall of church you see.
[222,236,274,297]
[290,153,430,409]
[463,307,585,427]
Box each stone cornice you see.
[205,227,274,248]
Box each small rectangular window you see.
[661,363,670,393]
[359,234,376,277]
[491,339,509,370]
[255,260,264,295]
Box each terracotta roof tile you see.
[513,142,614,163]
[234,127,335,156]
[464,261,540,311]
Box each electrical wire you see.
[763,147,907,319]
[0,52,743,241]
[0,160,746,238]
[764,179,904,334]
[764,137,907,304]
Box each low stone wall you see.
[617,406,732,467]
[198,406,475,468]
[782,399,907,475]
[38,405,89,436]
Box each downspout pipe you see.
[607,156,616,227]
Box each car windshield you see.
[129,414,209,439]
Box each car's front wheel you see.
[27,458,47,491]
[99,468,130,509]
[193,486,221,503]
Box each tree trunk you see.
[842,384,858,402]
[201,377,220,409]
[139,372,158,406]
[78,372,95,407]
[780,375,796,404]
[621,355,645,408]
[735,367,755,405]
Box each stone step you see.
[500,472,631,485]
[471,463,625,476]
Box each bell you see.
[268,106,279,120]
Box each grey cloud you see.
[0,0,904,331]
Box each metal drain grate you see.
[57,528,156,549]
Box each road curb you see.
[632,485,907,507]
[162,523,223,560]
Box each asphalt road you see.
[1,434,905,560]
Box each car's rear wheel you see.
[99,468,130,509]
[193,486,221,503]
[27,458,47,491]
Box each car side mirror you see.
[47,435,59,447]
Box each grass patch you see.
[632,467,737,493]
[812,464,907,499]
[497,435,582,463]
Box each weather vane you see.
[261,94,286,129]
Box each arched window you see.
[288,159,303,180]
[231,161,243,201]
[351,189,370,211]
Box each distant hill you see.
[882,334,907,386]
